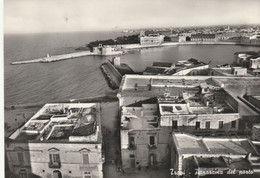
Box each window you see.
[175,106,182,111]
[219,121,224,129]
[82,154,89,164]
[196,122,200,129]
[17,152,24,163]
[149,136,155,145]
[19,169,27,178]
[205,121,210,129]
[130,154,135,158]
[172,120,178,129]
[231,121,236,128]
[83,171,91,178]
[129,136,135,146]
[49,153,60,164]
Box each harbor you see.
[11,40,240,65]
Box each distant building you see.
[6,103,103,178]
[240,33,260,46]
[216,32,241,41]
[171,59,209,75]
[178,35,187,42]
[143,59,209,76]
[191,34,216,42]
[139,31,164,46]
[168,35,179,42]
[209,67,248,76]
[249,33,260,45]
[111,57,121,66]
[234,51,260,74]
[93,44,123,56]
[250,57,260,69]
[171,133,260,178]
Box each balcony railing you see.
[48,161,61,168]
[148,144,157,149]
[128,144,136,150]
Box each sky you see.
[3,0,260,34]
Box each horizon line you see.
[4,23,260,35]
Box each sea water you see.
[4,31,260,106]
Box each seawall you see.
[120,41,238,49]
[100,61,122,90]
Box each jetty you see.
[11,45,124,65]
[11,51,94,65]
[100,61,122,90]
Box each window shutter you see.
[49,154,52,163]
[83,154,89,164]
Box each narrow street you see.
[100,101,170,178]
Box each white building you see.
[93,44,123,56]
[139,31,164,46]
[6,103,103,178]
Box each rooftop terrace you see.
[9,103,101,143]
[121,98,159,130]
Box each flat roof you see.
[172,133,259,156]
[121,103,159,130]
[118,75,260,116]
[9,103,101,143]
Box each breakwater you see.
[11,51,94,65]
[100,61,122,90]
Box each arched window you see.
[48,148,60,168]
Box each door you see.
[130,154,135,168]
[172,120,178,129]
[149,154,157,167]
[53,170,62,178]
[196,122,200,129]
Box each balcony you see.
[48,161,61,168]
[128,144,136,150]
[148,144,157,149]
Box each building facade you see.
[120,99,170,169]
[234,51,260,70]
[139,31,165,46]
[117,75,260,171]
[93,44,123,56]
[191,34,216,42]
